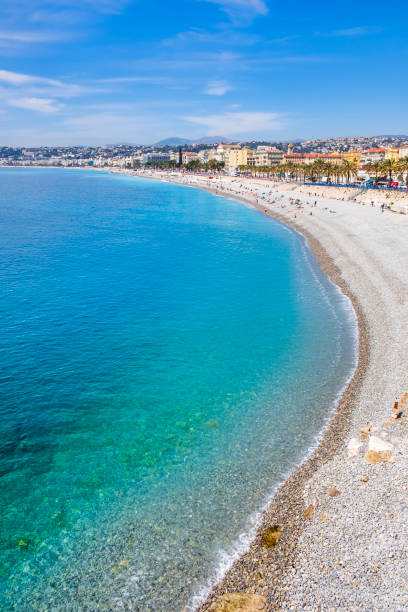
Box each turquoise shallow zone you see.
[0,169,356,611]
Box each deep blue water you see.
[0,168,356,610]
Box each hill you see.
[155,136,231,146]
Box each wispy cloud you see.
[2,0,131,21]
[0,0,131,52]
[316,26,381,37]
[162,27,258,48]
[98,76,169,85]
[265,35,300,44]
[201,0,268,24]
[78,0,131,15]
[0,69,61,86]
[183,110,285,136]
[204,80,232,95]
[8,97,63,113]
[248,55,329,65]
[0,30,68,43]
[0,69,88,97]
[129,51,241,73]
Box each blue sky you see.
[0,0,407,145]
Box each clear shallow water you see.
[0,169,356,610]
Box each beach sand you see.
[121,170,408,610]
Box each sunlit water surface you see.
[0,169,357,610]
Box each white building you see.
[142,152,171,164]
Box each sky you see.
[0,0,407,145]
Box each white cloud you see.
[2,0,130,21]
[183,111,285,136]
[0,69,87,97]
[203,0,268,16]
[204,80,232,95]
[0,1,131,53]
[99,76,169,84]
[317,26,381,37]
[0,30,67,44]
[8,97,63,113]
[162,28,258,48]
[0,69,60,86]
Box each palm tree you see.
[397,158,408,187]
[324,162,336,184]
[305,163,316,182]
[381,158,399,185]
[366,161,384,185]
[339,160,357,184]
[268,165,278,180]
[331,164,342,185]
[185,159,202,172]
[277,163,288,180]
[309,159,327,182]
[293,163,302,182]
[282,161,295,181]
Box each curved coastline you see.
[126,171,368,609]
[3,167,406,610]
[199,205,369,611]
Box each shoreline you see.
[199,215,369,610]
[128,170,408,611]
[133,171,369,610]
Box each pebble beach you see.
[127,170,408,611]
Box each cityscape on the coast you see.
[2,135,408,186]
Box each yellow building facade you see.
[228,148,251,167]
[342,150,362,166]
[385,148,400,161]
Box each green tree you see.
[381,158,399,185]
[366,161,384,185]
[185,159,202,171]
[338,160,357,184]
[207,159,225,172]
[324,162,336,183]
[308,159,327,182]
[397,158,408,187]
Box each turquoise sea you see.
[0,168,357,610]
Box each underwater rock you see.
[204,419,221,429]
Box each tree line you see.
[238,158,408,186]
[131,159,225,172]
[130,157,408,186]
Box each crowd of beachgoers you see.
[125,169,408,215]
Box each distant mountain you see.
[155,137,193,146]
[194,136,231,144]
[154,136,231,146]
